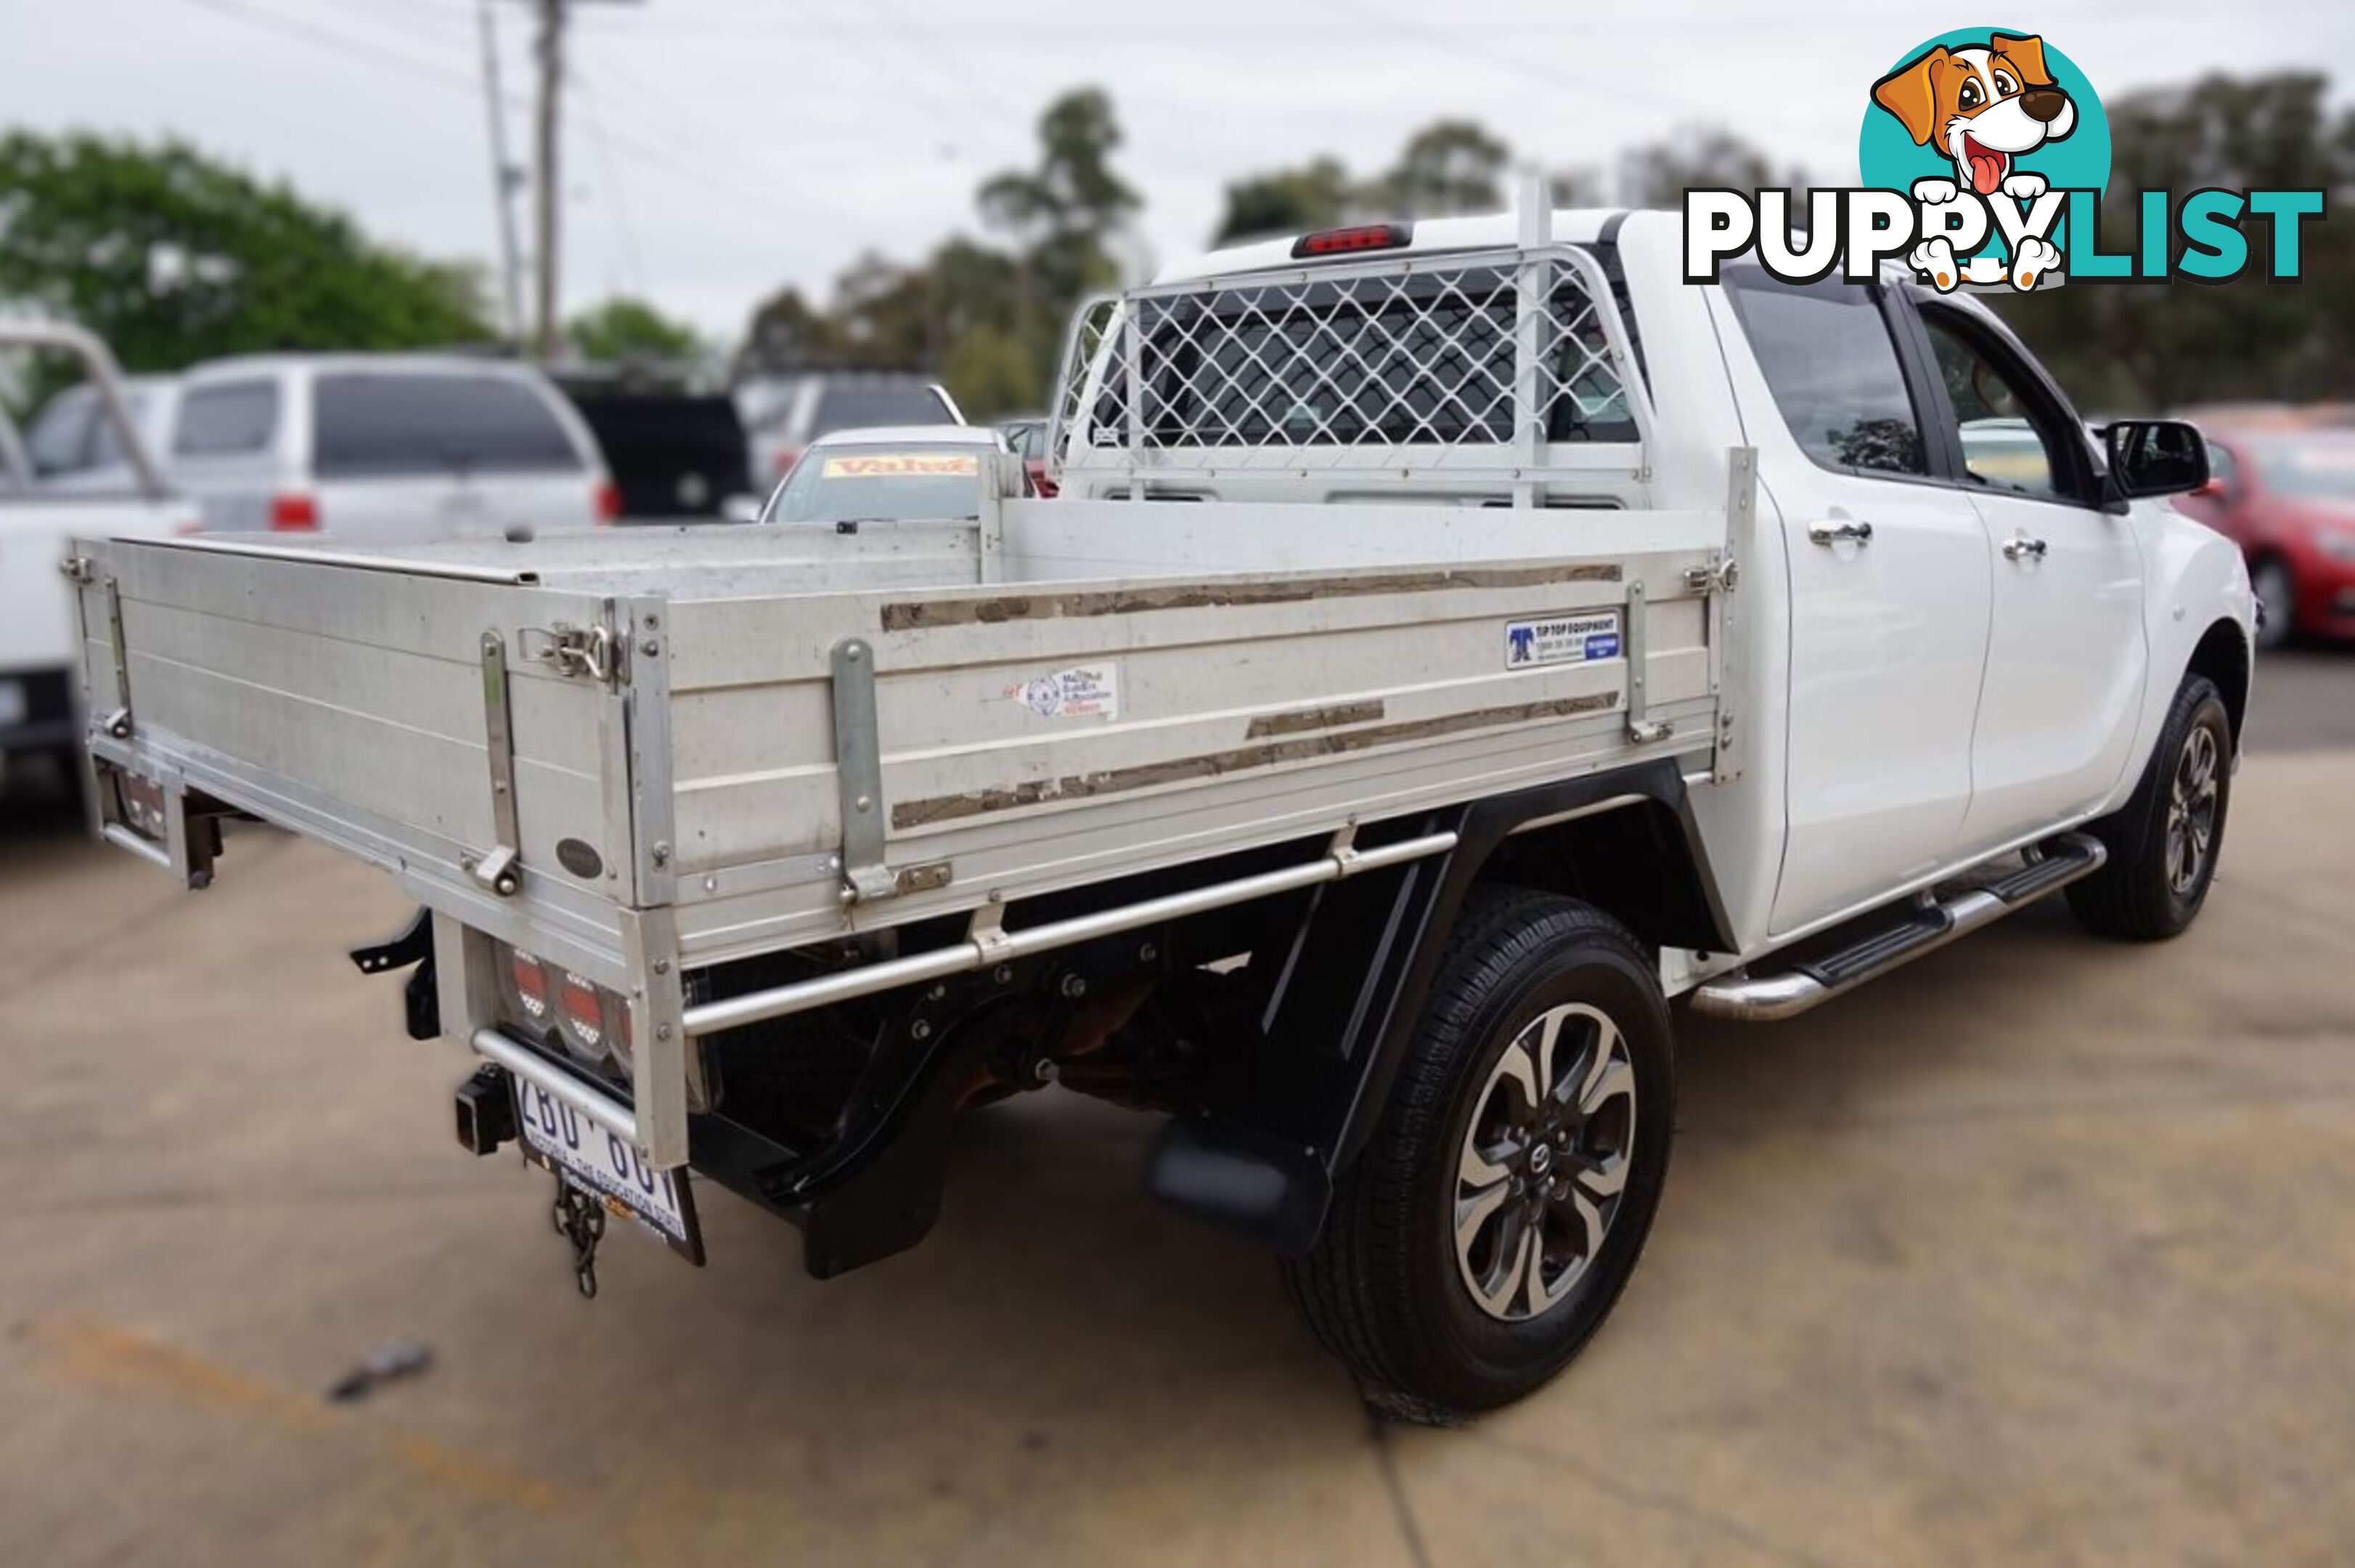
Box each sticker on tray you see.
[1504,611,1623,669]
[1008,663,1119,721]
[820,453,979,478]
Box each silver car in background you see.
[166,353,617,539]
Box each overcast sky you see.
[7,0,2350,343]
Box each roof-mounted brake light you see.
[1290,223,1414,260]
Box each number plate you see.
[511,1079,703,1263]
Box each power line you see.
[175,0,849,229]
[179,0,482,92]
[574,75,650,296]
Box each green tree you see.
[1213,157,1353,244]
[1996,72,2355,411]
[0,132,491,375]
[1616,126,1808,209]
[1360,120,1511,218]
[567,296,700,364]
[738,86,1140,420]
[1211,120,1514,243]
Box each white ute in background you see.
[0,324,197,801]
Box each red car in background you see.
[2176,426,2355,648]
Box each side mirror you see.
[2104,419,2211,501]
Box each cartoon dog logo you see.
[1872,33,2076,196]
[1872,32,2076,291]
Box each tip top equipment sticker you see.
[820,453,980,478]
[1505,612,1622,670]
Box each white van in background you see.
[168,354,617,539]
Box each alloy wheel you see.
[1453,1002,1637,1322]
[2165,724,2221,898]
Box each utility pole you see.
[516,0,637,362]
[475,0,526,345]
[530,0,566,362]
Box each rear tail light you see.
[492,942,633,1077]
[269,493,319,531]
[558,972,605,1055]
[772,446,803,475]
[593,481,621,524]
[1291,222,1414,259]
[508,950,550,1022]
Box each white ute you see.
[1,324,196,800]
[73,192,2251,1421]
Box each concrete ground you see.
[3,659,2353,1567]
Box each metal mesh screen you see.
[1053,252,1634,464]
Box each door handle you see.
[1807,520,1874,547]
[2002,535,2049,561]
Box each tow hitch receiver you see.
[454,1064,518,1156]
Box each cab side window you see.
[1919,310,2092,506]
[1724,272,1928,478]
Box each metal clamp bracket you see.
[830,637,896,905]
[518,622,619,684]
[1683,555,1739,595]
[470,632,523,897]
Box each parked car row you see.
[20,354,1073,540]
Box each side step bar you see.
[1689,833,2107,1022]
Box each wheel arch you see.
[1145,759,1729,1253]
[2187,616,2250,752]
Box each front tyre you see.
[1281,888,1673,1424]
[2066,674,2233,941]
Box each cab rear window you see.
[312,373,581,479]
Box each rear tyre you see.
[2250,557,2297,652]
[2065,675,2232,942]
[1281,887,1673,1424]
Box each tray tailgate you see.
[77,539,635,918]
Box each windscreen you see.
[767,444,982,524]
[2250,435,2355,500]
[809,383,952,437]
[25,386,95,475]
[311,373,582,479]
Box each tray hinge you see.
[830,637,897,905]
[1623,579,1672,745]
[469,631,523,897]
[97,575,134,739]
